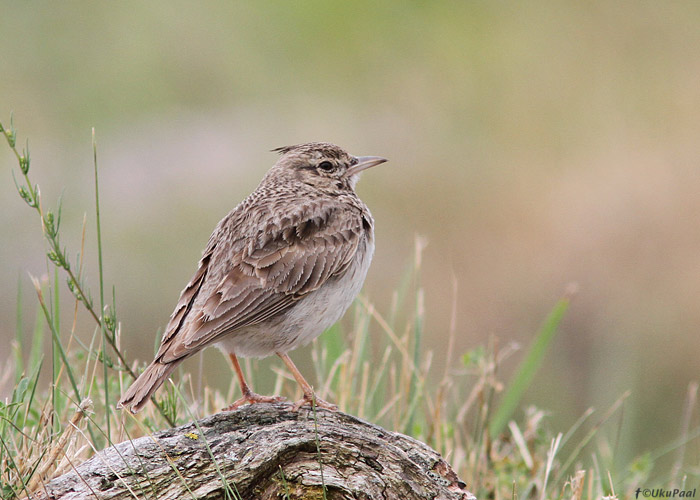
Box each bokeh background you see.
[2,1,699,468]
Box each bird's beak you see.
[346,156,388,177]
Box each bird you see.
[117,142,387,413]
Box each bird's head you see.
[270,142,387,191]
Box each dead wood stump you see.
[35,403,475,499]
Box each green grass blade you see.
[32,276,82,408]
[14,277,25,383]
[22,359,43,431]
[28,300,45,378]
[52,266,61,430]
[489,292,572,439]
[92,129,111,444]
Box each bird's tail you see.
[117,361,177,413]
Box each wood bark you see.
[34,403,476,500]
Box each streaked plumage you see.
[117,143,386,413]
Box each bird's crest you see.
[272,143,347,159]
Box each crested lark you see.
[117,143,386,412]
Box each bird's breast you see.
[274,227,374,348]
[216,228,374,358]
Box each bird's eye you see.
[318,161,334,172]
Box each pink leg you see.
[277,352,338,411]
[222,353,286,411]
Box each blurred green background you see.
[1,1,699,466]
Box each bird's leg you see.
[276,352,338,411]
[223,353,286,411]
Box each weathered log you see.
[35,403,475,500]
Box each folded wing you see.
[155,204,364,363]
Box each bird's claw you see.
[222,393,287,411]
[292,394,338,412]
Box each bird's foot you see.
[292,393,338,412]
[222,392,286,411]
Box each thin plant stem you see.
[92,129,111,443]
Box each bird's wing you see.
[156,205,366,363]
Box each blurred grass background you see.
[1,0,698,470]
